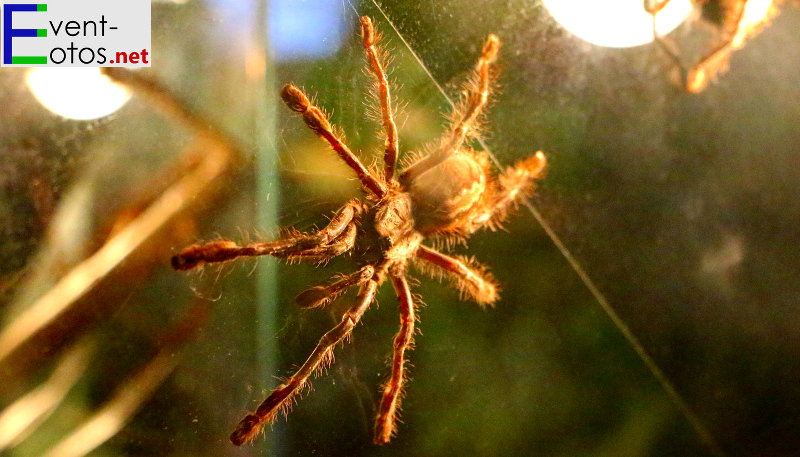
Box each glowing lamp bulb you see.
[542,0,693,48]
[734,0,775,47]
[27,67,132,120]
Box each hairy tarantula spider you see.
[171,16,546,445]
[646,0,783,92]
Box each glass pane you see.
[2,1,798,456]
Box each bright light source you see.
[542,0,693,48]
[742,0,774,26]
[734,0,775,47]
[27,67,132,120]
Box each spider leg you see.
[171,200,360,270]
[685,42,736,93]
[101,68,233,151]
[294,265,375,308]
[685,0,773,93]
[360,16,399,180]
[281,222,357,263]
[229,266,386,445]
[400,34,500,184]
[280,84,386,197]
[374,272,415,444]
[416,245,498,307]
[473,151,546,230]
[643,0,671,15]
[645,0,690,87]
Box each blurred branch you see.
[37,298,210,457]
[0,340,94,451]
[0,68,243,380]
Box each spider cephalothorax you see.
[171,16,545,445]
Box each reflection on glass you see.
[542,0,692,47]
[268,0,348,60]
[26,68,131,120]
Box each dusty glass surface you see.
[1,1,799,456]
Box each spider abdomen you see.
[406,151,491,235]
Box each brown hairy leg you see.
[416,245,498,307]
[646,0,779,92]
[280,85,386,197]
[171,200,361,270]
[400,34,500,184]
[295,265,375,309]
[230,265,387,445]
[360,16,400,180]
[474,152,547,230]
[374,272,416,443]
